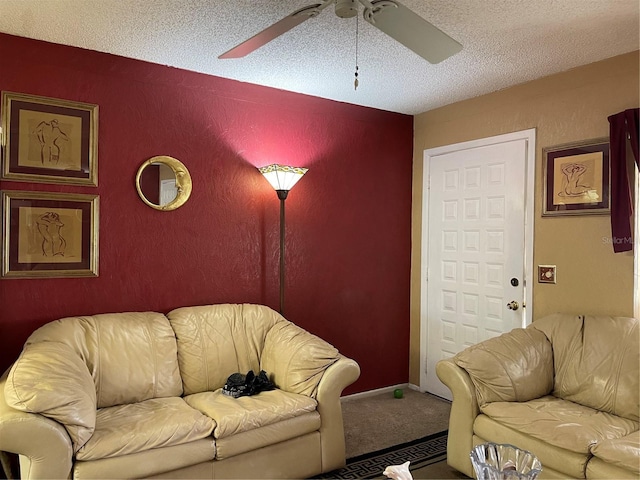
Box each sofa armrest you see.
[316,356,360,472]
[261,321,343,398]
[0,372,73,480]
[436,358,478,478]
[262,320,360,473]
[453,327,553,405]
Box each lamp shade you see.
[258,164,308,192]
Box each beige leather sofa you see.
[0,303,360,479]
[436,314,639,480]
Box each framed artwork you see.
[1,91,98,186]
[542,138,610,216]
[2,190,99,278]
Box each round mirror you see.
[135,156,192,211]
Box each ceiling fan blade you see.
[219,2,333,59]
[363,0,462,64]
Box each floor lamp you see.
[258,164,308,315]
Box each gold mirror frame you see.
[135,156,192,211]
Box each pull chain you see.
[354,13,359,90]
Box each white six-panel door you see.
[420,130,535,400]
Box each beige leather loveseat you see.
[436,314,639,479]
[0,303,360,479]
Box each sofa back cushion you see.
[168,304,282,395]
[4,341,96,453]
[531,314,639,421]
[453,327,553,406]
[25,312,182,408]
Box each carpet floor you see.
[341,389,452,459]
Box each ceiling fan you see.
[218,0,462,64]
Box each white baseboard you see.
[341,383,441,403]
[341,383,415,402]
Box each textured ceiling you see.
[1,0,638,115]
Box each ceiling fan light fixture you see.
[335,0,358,18]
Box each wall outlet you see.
[538,265,556,284]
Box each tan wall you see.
[410,51,639,385]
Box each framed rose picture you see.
[2,190,99,278]
[542,138,610,216]
[1,91,98,186]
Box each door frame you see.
[634,165,640,319]
[418,129,536,391]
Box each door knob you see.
[507,301,519,311]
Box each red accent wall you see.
[0,33,413,394]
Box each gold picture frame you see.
[1,92,98,186]
[542,137,610,216]
[2,190,99,278]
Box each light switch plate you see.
[538,265,556,284]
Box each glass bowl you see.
[470,443,542,479]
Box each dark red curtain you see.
[608,108,639,253]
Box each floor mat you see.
[313,430,448,479]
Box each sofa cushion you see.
[590,430,640,473]
[531,314,639,421]
[73,438,215,479]
[76,397,214,461]
[4,341,96,453]
[480,396,639,455]
[168,304,283,395]
[215,412,321,459]
[586,457,640,480]
[184,389,317,439]
[473,415,590,479]
[453,327,553,406]
[261,321,340,398]
[26,312,183,408]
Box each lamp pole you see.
[277,189,288,314]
